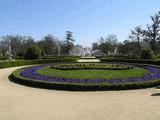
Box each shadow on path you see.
[151,86,160,96]
[151,93,160,96]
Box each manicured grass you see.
[10,65,160,91]
[38,66,148,80]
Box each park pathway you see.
[78,57,101,62]
[0,66,160,120]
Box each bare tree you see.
[130,26,144,54]
[106,34,118,55]
[97,35,118,55]
[1,35,24,58]
[117,40,140,57]
[144,11,160,54]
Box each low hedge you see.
[9,67,160,91]
[0,56,8,60]
[100,58,160,65]
[41,56,81,59]
[0,58,78,68]
[51,63,133,70]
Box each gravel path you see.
[78,59,101,62]
[0,66,160,120]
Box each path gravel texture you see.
[0,66,160,120]
[78,59,101,62]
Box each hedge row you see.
[41,56,81,59]
[100,58,160,65]
[9,67,160,91]
[0,58,78,68]
[51,63,132,70]
[0,56,8,60]
[0,56,80,60]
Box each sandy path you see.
[78,59,101,62]
[0,67,160,120]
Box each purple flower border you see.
[20,64,160,84]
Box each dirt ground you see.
[0,66,160,120]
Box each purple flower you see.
[20,64,160,84]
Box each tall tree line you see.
[0,31,75,58]
[92,11,160,58]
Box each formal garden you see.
[0,11,160,91]
[5,58,160,91]
[1,1,160,120]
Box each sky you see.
[0,0,160,47]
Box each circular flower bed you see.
[9,63,160,91]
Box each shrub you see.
[140,48,156,59]
[100,58,160,65]
[17,52,24,57]
[24,45,41,60]
[41,56,80,59]
[0,58,78,68]
[51,63,133,70]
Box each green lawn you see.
[37,66,148,80]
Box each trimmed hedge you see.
[0,56,8,60]
[100,58,160,65]
[51,63,133,70]
[0,58,78,68]
[41,56,81,59]
[9,67,160,91]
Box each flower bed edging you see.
[9,65,160,91]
